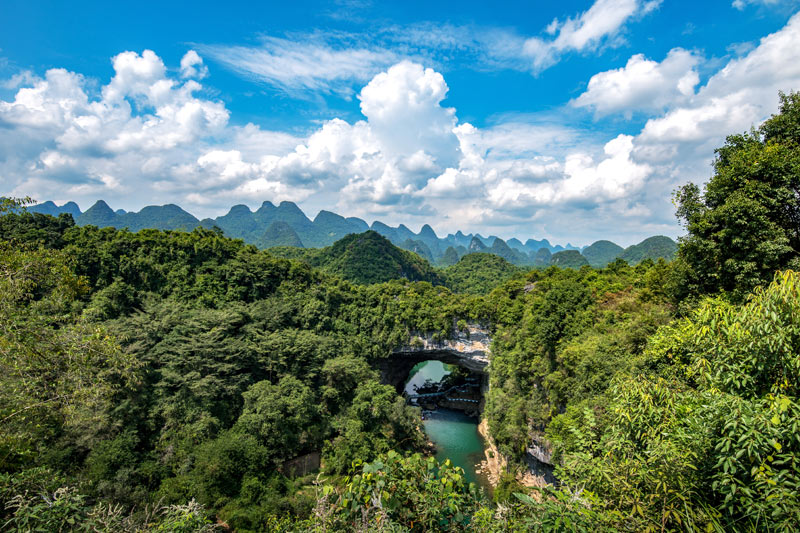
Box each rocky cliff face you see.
[525,435,557,485]
[392,323,491,373]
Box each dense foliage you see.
[0,204,466,530]
[0,210,75,248]
[0,233,139,473]
[2,91,800,531]
[547,270,800,530]
[674,91,800,300]
[443,253,521,295]
[484,259,674,459]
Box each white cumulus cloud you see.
[573,48,700,117]
[180,50,209,79]
[636,11,800,157]
[358,61,459,169]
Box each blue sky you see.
[1,0,799,245]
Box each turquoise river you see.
[404,360,492,493]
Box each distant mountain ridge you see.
[24,200,82,219]
[27,199,677,266]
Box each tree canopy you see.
[675,91,800,300]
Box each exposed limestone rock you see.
[477,420,555,489]
[524,434,557,485]
[527,441,552,465]
[281,451,321,477]
[477,418,505,487]
[392,323,490,373]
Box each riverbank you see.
[476,418,505,486]
[477,419,550,489]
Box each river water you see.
[404,360,492,493]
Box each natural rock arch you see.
[377,324,491,391]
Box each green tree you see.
[546,270,800,531]
[644,270,800,528]
[235,376,321,464]
[0,240,139,470]
[323,381,425,474]
[675,91,800,299]
[320,451,483,532]
[444,253,521,295]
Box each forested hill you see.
[270,231,445,285]
[27,199,677,267]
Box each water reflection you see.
[404,360,451,396]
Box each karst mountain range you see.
[27,199,677,268]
